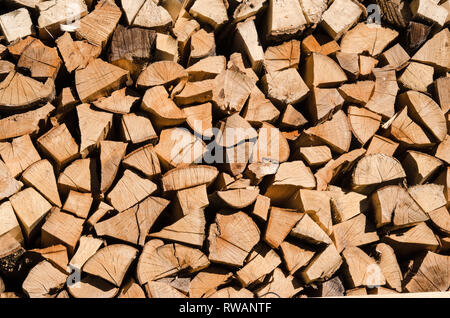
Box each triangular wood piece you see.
[264,207,303,249]
[69,235,104,271]
[403,150,443,185]
[408,184,447,214]
[263,40,300,73]
[22,159,61,207]
[93,88,138,114]
[120,113,157,144]
[280,104,307,130]
[75,59,129,103]
[189,267,232,298]
[242,86,280,127]
[340,23,398,55]
[189,0,229,30]
[0,201,24,244]
[304,53,347,88]
[95,207,140,244]
[331,213,379,253]
[30,245,68,274]
[186,56,226,81]
[63,190,93,219]
[142,85,186,127]
[329,190,368,223]
[17,38,61,79]
[0,71,55,110]
[307,87,344,124]
[412,28,449,70]
[133,0,172,30]
[58,158,99,194]
[77,104,113,158]
[300,244,342,284]
[146,281,187,298]
[348,106,381,145]
[137,61,187,88]
[150,209,205,247]
[22,261,67,298]
[342,246,386,288]
[251,122,290,163]
[280,241,315,275]
[365,68,399,119]
[262,68,309,106]
[56,32,101,73]
[428,206,450,236]
[100,141,128,193]
[338,81,375,106]
[291,213,332,245]
[0,134,41,177]
[375,243,402,292]
[183,102,214,138]
[122,144,161,179]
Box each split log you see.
[56,32,101,73]
[0,233,25,277]
[17,39,61,80]
[436,135,450,165]
[290,213,332,245]
[173,79,213,106]
[264,208,303,249]
[381,44,410,70]
[410,0,448,26]
[352,153,406,194]
[183,102,214,138]
[330,191,368,223]
[411,29,449,70]
[189,267,232,298]
[22,159,61,207]
[75,59,130,103]
[137,60,187,88]
[406,21,432,50]
[320,0,363,40]
[208,287,254,298]
[10,188,52,240]
[299,0,327,24]
[146,281,187,298]
[408,184,447,214]
[348,106,381,146]
[0,134,40,178]
[58,158,99,194]
[0,72,55,110]
[118,278,146,298]
[312,276,344,297]
[403,150,443,185]
[435,168,450,206]
[189,0,228,30]
[375,243,402,292]
[338,81,375,106]
[155,33,179,62]
[365,68,399,119]
[41,209,84,255]
[173,184,208,215]
[62,191,93,219]
[264,40,300,73]
[366,135,399,157]
[69,235,104,272]
[359,55,379,77]
[398,62,434,92]
[22,261,67,298]
[173,15,200,59]
[208,211,260,267]
[93,88,138,114]
[265,0,307,41]
[435,77,450,113]
[371,185,428,229]
[30,245,68,273]
[67,275,118,298]
[262,68,309,106]
[331,213,379,253]
[0,8,34,43]
[405,251,449,293]
[304,53,347,88]
[188,29,215,65]
[0,160,23,201]
[162,164,218,192]
[300,244,342,284]
[99,141,127,194]
[132,0,172,31]
[340,23,398,56]
[234,18,264,73]
[83,244,138,287]
[122,144,161,179]
[307,87,344,124]
[0,201,24,244]
[280,241,315,275]
[376,0,411,28]
[335,53,359,80]
[279,104,307,130]
[250,194,270,222]
[186,56,226,81]
[120,113,157,144]
[233,0,266,22]
[298,146,332,168]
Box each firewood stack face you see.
[0,0,449,299]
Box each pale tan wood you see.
[264,40,300,73]
[365,68,399,119]
[300,244,342,284]
[208,286,254,298]
[330,191,368,223]
[265,161,316,205]
[410,0,448,26]
[265,0,307,41]
[117,278,145,298]
[280,241,315,275]
[186,56,226,81]
[94,207,139,244]
[121,0,145,24]
[122,144,161,179]
[398,62,434,92]
[366,135,399,156]
[10,187,51,240]
[227,52,259,83]
[22,159,61,207]
[69,235,104,272]
[99,141,128,193]
[175,184,209,216]
[0,201,24,245]
[189,0,228,30]
[332,213,379,253]
[0,134,40,178]
[83,244,138,287]
[399,90,446,142]
[189,267,232,298]
[386,107,433,147]
[291,213,332,245]
[137,241,209,284]
[77,104,113,158]
[37,0,88,39]
[75,59,129,103]
[251,122,289,163]
[383,222,439,257]
[30,245,68,273]
[0,71,55,110]
[236,244,282,287]
[435,77,450,113]
[233,0,265,22]
[315,148,366,191]
[338,81,375,106]
[352,153,406,194]
[76,0,122,48]
[0,160,23,201]
[22,261,67,298]
[146,281,187,298]
[93,88,138,114]
[215,113,257,148]
[335,52,360,80]
[41,209,84,255]
[133,0,172,30]
[17,39,61,80]
[382,44,410,70]
[403,150,443,185]
[305,53,348,88]
[0,8,34,43]
[279,104,307,130]
[408,184,447,214]
[234,18,264,72]
[340,23,398,56]
[320,0,363,40]
[188,29,215,65]
[299,0,327,24]
[359,55,379,77]
[434,167,450,206]
[162,164,218,191]
[0,61,14,81]
[173,15,200,59]
[37,123,78,170]
[107,169,157,212]
[173,79,213,106]
[183,102,213,138]
[137,60,187,88]
[342,246,386,288]
[412,28,449,70]
[150,209,205,247]
[120,113,157,144]
[371,185,428,229]
[262,68,309,106]
[208,211,260,267]
[62,191,93,219]
[250,194,270,222]
[56,32,101,73]
[314,276,345,297]
[405,251,449,293]
[155,33,179,62]
[307,87,344,124]
[287,189,332,235]
[306,110,352,154]
[298,146,332,168]
[86,202,113,228]
[264,207,303,249]
[68,275,118,298]
[375,243,402,292]
[58,158,99,194]
[348,106,381,145]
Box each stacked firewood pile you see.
[0,0,449,298]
